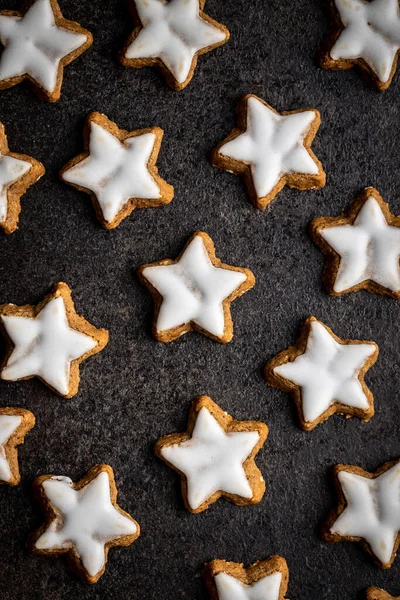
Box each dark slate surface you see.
[0,0,399,598]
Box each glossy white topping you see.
[0,414,22,482]
[62,122,161,224]
[331,0,400,83]
[124,0,227,84]
[330,462,400,565]
[0,0,88,93]
[320,196,400,293]
[35,471,137,578]
[219,97,319,199]
[274,320,376,423]
[0,154,31,222]
[1,296,96,395]
[161,407,259,510]
[214,571,283,600]
[142,234,247,338]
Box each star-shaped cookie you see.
[320,0,400,90]
[323,459,400,568]
[366,587,400,600]
[204,556,289,600]
[265,317,378,431]
[0,407,34,486]
[138,231,255,343]
[155,395,268,513]
[0,0,92,102]
[310,187,400,298]
[60,112,174,229]
[120,0,229,90]
[0,282,109,398]
[29,464,140,584]
[212,94,326,210]
[0,122,44,234]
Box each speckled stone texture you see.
[0,0,399,598]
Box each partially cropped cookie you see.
[320,0,400,90]
[120,0,229,90]
[0,282,108,398]
[60,112,174,230]
[323,459,400,568]
[265,316,378,430]
[310,187,400,298]
[212,94,325,210]
[204,555,289,600]
[138,232,255,343]
[29,464,140,584]
[0,122,44,234]
[0,0,92,102]
[155,395,268,513]
[0,407,34,485]
[366,588,399,600]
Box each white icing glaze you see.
[35,470,137,578]
[219,97,319,199]
[1,296,97,395]
[330,0,400,83]
[124,0,227,84]
[0,414,22,482]
[320,196,400,293]
[0,154,31,222]
[330,462,400,565]
[0,0,88,93]
[161,406,259,510]
[62,121,161,224]
[142,234,247,338]
[274,320,376,423]
[215,572,282,600]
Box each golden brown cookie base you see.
[0,281,109,398]
[29,464,140,584]
[0,0,92,102]
[211,94,326,210]
[0,122,45,235]
[322,460,400,568]
[60,112,174,229]
[310,187,400,298]
[138,231,255,343]
[119,0,229,90]
[319,0,399,90]
[264,316,378,430]
[366,587,400,600]
[155,395,268,513]
[204,555,289,599]
[0,407,35,486]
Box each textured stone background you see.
[0,0,399,598]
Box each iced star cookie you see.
[204,556,289,600]
[0,122,44,234]
[29,464,140,584]
[320,0,400,90]
[264,317,378,431]
[60,112,174,230]
[367,588,399,600]
[0,282,108,398]
[0,0,93,102]
[119,0,229,90]
[212,95,326,211]
[138,232,255,343]
[310,187,400,298]
[0,407,34,485]
[323,459,400,568]
[155,396,268,513]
